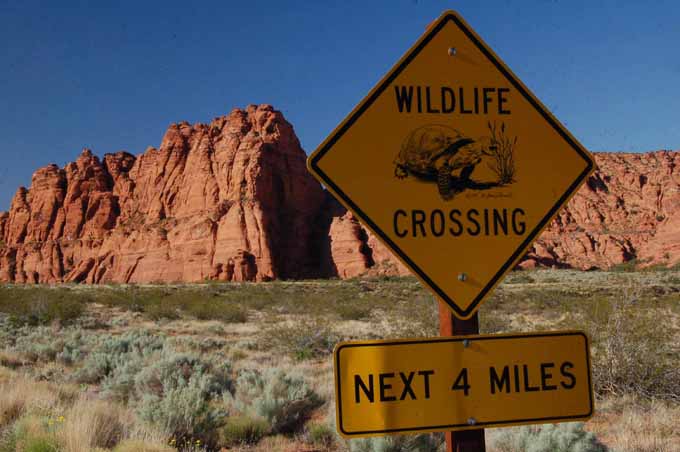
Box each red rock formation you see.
[522,151,680,269]
[1,106,679,284]
[0,105,325,283]
[322,151,680,275]
[327,211,373,279]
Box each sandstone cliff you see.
[0,105,325,283]
[0,105,678,283]
[522,151,680,270]
[324,150,680,274]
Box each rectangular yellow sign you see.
[334,331,593,437]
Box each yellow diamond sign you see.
[307,10,595,319]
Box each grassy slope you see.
[0,270,678,451]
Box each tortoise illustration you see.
[394,125,484,199]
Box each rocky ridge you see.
[0,105,678,283]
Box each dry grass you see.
[112,440,174,452]
[59,398,128,451]
[0,270,678,451]
[0,375,60,423]
[0,372,171,452]
[589,396,680,452]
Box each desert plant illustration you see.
[486,120,517,185]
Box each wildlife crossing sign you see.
[307,10,595,319]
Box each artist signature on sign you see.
[465,191,513,199]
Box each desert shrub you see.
[22,436,59,452]
[239,289,277,311]
[487,423,607,452]
[134,353,233,399]
[305,422,336,448]
[218,416,268,446]
[0,378,62,428]
[91,286,151,312]
[4,415,60,452]
[224,368,322,434]
[55,333,87,366]
[249,284,384,317]
[264,320,340,360]
[94,287,180,320]
[136,374,221,443]
[205,323,225,335]
[144,302,181,321]
[663,274,680,285]
[134,353,233,441]
[0,435,17,452]
[101,359,148,401]
[0,287,86,326]
[596,396,680,452]
[336,302,372,321]
[583,298,680,400]
[70,331,236,441]
[348,433,444,452]
[113,440,174,452]
[479,311,513,334]
[197,337,227,352]
[187,302,247,323]
[59,399,126,450]
[505,272,535,284]
[74,330,166,384]
[171,336,227,353]
[609,260,638,272]
[7,326,91,365]
[97,287,249,323]
[10,327,63,362]
[389,297,439,338]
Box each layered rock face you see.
[318,151,680,275]
[522,151,680,269]
[0,105,678,284]
[0,105,325,283]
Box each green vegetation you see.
[0,287,87,326]
[263,319,341,361]
[580,298,680,400]
[503,272,535,284]
[348,433,444,452]
[218,416,269,446]
[488,423,607,452]
[336,301,372,321]
[0,269,678,450]
[224,368,322,434]
[608,259,639,273]
[305,422,336,449]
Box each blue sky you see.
[1,0,679,210]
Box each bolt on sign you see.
[307,10,596,319]
[334,332,594,437]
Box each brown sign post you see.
[439,306,485,451]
